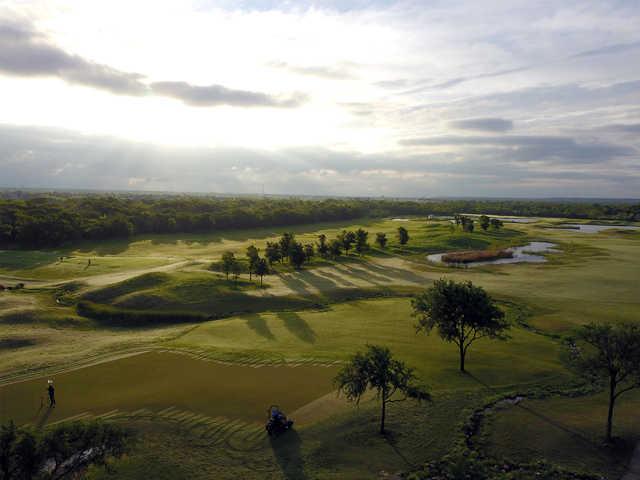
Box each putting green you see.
[0,352,339,426]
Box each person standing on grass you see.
[47,380,56,407]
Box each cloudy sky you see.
[1,0,639,197]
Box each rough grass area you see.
[483,391,640,478]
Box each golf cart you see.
[266,405,294,436]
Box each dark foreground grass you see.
[86,390,486,480]
[483,390,640,478]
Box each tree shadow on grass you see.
[280,273,312,295]
[365,262,426,284]
[277,312,316,343]
[466,372,603,450]
[35,406,54,429]
[245,313,275,340]
[314,269,356,287]
[297,270,338,291]
[270,430,307,480]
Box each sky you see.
[0,0,639,198]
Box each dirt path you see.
[623,442,640,480]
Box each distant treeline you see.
[0,195,638,248]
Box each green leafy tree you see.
[279,232,295,261]
[566,322,640,442]
[328,239,342,258]
[317,234,329,257]
[231,258,241,281]
[355,228,369,255]
[265,241,282,264]
[290,242,306,269]
[338,230,356,255]
[412,279,509,372]
[397,226,409,245]
[375,232,387,249]
[479,215,490,231]
[490,218,504,230]
[221,251,236,280]
[254,257,269,286]
[335,345,430,434]
[246,245,259,280]
[303,243,315,260]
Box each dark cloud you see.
[605,123,640,133]
[0,21,148,95]
[0,19,305,108]
[150,81,306,108]
[449,118,513,132]
[572,40,640,58]
[399,135,636,164]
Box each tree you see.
[460,216,475,233]
[0,420,130,480]
[317,234,329,257]
[479,215,490,231]
[279,232,295,261]
[254,257,269,286]
[290,242,306,269]
[338,230,356,255]
[265,241,282,264]
[375,232,387,249]
[490,218,503,230]
[334,345,430,434]
[412,279,509,372]
[397,226,409,245]
[355,228,369,255]
[328,239,342,258]
[246,245,259,280]
[303,243,315,260]
[231,258,241,281]
[221,251,236,280]
[566,322,640,442]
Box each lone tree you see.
[490,218,503,230]
[375,232,387,249]
[254,257,269,286]
[355,228,369,255]
[265,242,282,264]
[566,322,640,443]
[397,226,409,245]
[279,232,295,261]
[328,239,342,258]
[246,245,259,280]
[339,230,356,255]
[334,345,430,435]
[290,242,306,269]
[317,234,329,257]
[0,420,130,480]
[412,279,509,372]
[221,251,236,280]
[479,215,490,231]
[304,243,315,260]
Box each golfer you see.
[47,380,56,407]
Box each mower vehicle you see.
[266,405,294,436]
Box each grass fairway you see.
[0,351,339,426]
[169,298,568,391]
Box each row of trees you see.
[1,194,637,248]
[337,279,640,442]
[453,215,503,233]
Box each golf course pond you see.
[0,351,339,427]
[427,241,559,267]
[555,224,640,233]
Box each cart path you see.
[623,442,640,480]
